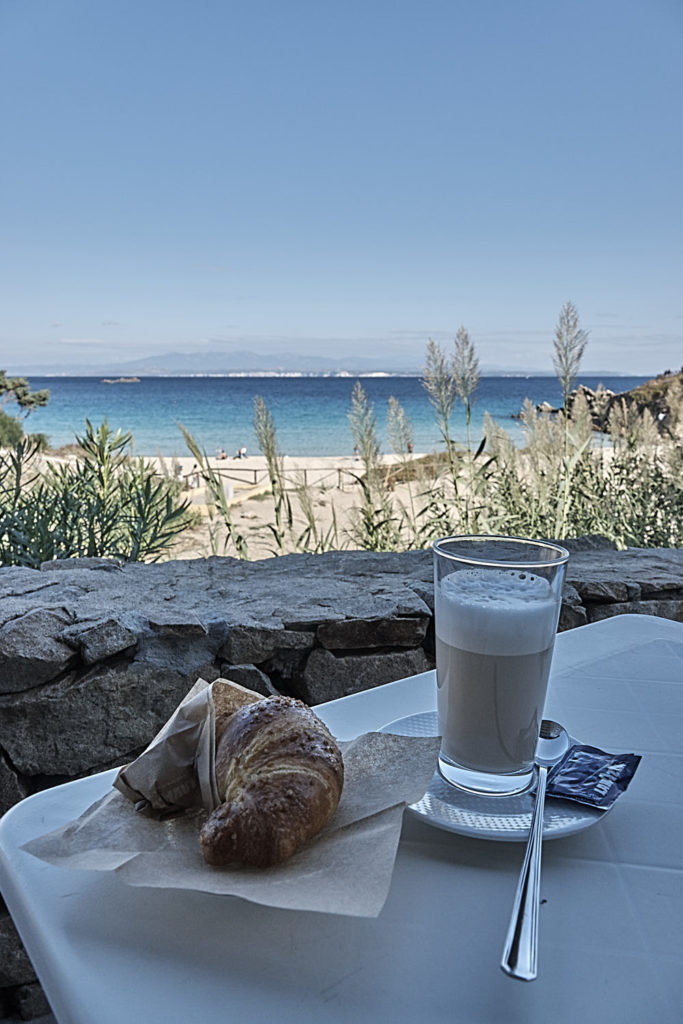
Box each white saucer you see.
[379,711,609,842]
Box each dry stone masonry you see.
[0,538,682,1019]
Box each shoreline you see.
[21,449,431,562]
[149,452,429,560]
[148,452,425,497]
[42,450,426,476]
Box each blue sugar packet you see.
[546,743,642,810]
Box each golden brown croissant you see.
[199,695,344,867]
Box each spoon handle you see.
[500,765,548,981]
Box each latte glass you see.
[433,535,569,796]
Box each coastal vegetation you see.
[0,303,681,564]
[185,302,681,556]
[0,371,50,449]
[0,421,193,566]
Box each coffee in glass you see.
[433,536,569,795]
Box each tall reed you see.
[292,474,341,553]
[552,301,591,538]
[387,394,433,548]
[418,332,492,536]
[422,339,458,481]
[347,381,399,550]
[179,423,249,558]
[453,325,479,454]
[253,395,292,554]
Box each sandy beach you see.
[149,452,427,560]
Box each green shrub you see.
[0,421,194,566]
[0,409,23,447]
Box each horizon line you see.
[13,369,660,379]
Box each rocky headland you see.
[536,369,683,434]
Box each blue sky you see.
[1,0,681,374]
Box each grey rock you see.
[408,580,434,612]
[133,634,219,674]
[317,616,428,650]
[587,599,683,624]
[272,575,430,628]
[558,605,587,630]
[261,648,313,694]
[561,535,617,552]
[298,646,433,704]
[40,557,122,572]
[0,909,35,986]
[262,550,433,627]
[220,626,315,665]
[559,584,587,631]
[253,547,430,580]
[219,663,279,696]
[0,660,219,776]
[0,596,69,634]
[0,568,62,604]
[0,753,26,818]
[147,611,207,637]
[567,548,683,598]
[569,579,640,604]
[0,610,77,694]
[61,618,138,665]
[12,981,52,1021]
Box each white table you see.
[1,614,682,1024]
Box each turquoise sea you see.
[24,375,650,457]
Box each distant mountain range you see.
[9,350,417,376]
[5,349,649,378]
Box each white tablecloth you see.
[1,614,681,1024]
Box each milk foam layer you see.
[435,567,558,656]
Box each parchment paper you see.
[23,680,440,917]
[112,677,262,816]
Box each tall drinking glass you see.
[433,535,569,796]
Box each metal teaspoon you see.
[500,719,570,981]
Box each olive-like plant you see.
[0,421,194,566]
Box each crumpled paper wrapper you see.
[23,679,440,917]
[112,677,263,816]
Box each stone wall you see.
[1,539,682,1019]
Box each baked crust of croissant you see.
[199,695,344,867]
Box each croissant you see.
[199,695,344,867]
